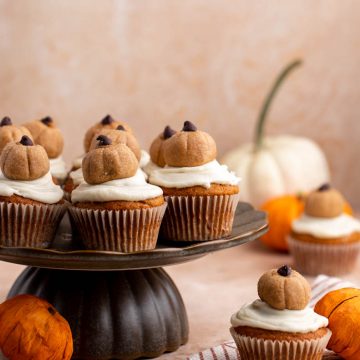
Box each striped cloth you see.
[188,275,356,360]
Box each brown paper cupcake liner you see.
[160,193,240,241]
[0,201,67,248]
[288,236,360,276]
[230,327,331,360]
[68,203,167,252]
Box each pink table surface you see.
[1,239,359,359]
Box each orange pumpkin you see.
[315,288,360,360]
[0,294,73,360]
[260,193,353,251]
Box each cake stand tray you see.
[5,202,267,360]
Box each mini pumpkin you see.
[149,125,176,167]
[23,116,64,159]
[89,126,141,161]
[163,121,217,167]
[0,294,73,360]
[315,288,360,360]
[0,116,33,155]
[0,135,49,180]
[260,190,353,252]
[83,135,138,184]
[305,183,344,218]
[83,115,132,152]
[258,265,311,310]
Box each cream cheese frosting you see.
[72,154,84,169]
[49,156,67,180]
[231,299,328,333]
[143,160,162,177]
[69,167,84,186]
[149,160,240,189]
[0,171,64,204]
[71,169,163,203]
[140,150,150,168]
[292,214,360,238]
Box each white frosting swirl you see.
[72,154,84,169]
[0,171,64,204]
[292,214,360,238]
[231,299,328,333]
[49,156,67,180]
[149,160,240,189]
[140,150,150,168]
[142,160,162,178]
[71,169,163,203]
[69,167,84,186]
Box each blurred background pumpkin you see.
[222,60,330,208]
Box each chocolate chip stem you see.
[0,117,12,126]
[97,135,112,146]
[101,115,114,125]
[318,183,331,192]
[117,125,125,131]
[163,125,176,139]
[41,116,53,126]
[20,135,33,146]
[182,121,197,132]
[277,265,292,277]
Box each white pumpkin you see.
[222,60,331,208]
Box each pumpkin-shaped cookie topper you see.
[89,126,141,161]
[163,121,217,167]
[257,265,311,310]
[305,183,345,218]
[83,115,132,153]
[149,125,177,167]
[23,116,64,159]
[0,116,33,155]
[0,135,49,181]
[0,294,73,360]
[83,135,138,184]
[315,288,360,359]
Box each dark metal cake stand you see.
[0,202,267,360]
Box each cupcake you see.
[0,117,33,155]
[149,121,240,241]
[69,135,167,252]
[0,136,65,248]
[143,125,177,177]
[23,116,67,184]
[230,265,331,360]
[288,184,360,276]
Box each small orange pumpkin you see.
[260,191,353,251]
[0,294,73,360]
[315,288,360,360]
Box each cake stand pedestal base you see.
[8,267,189,360]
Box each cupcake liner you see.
[230,327,331,360]
[0,201,67,248]
[160,193,240,241]
[68,203,167,252]
[288,236,360,276]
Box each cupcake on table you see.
[0,135,65,248]
[23,116,66,184]
[230,265,331,360]
[69,134,167,253]
[288,184,360,276]
[149,121,240,241]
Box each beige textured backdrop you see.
[0,0,359,207]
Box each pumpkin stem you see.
[254,59,303,151]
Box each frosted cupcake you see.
[0,117,33,155]
[23,116,66,183]
[0,136,65,248]
[69,135,167,252]
[288,184,360,275]
[230,266,331,360]
[149,121,240,241]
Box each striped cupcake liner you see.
[160,193,240,241]
[0,201,66,248]
[288,236,360,276]
[230,327,331,360]
[68,203,167,253]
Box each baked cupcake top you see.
[230,266,328,333]
[83,115,132,153]
[71,135,163,203]
[0,117,33,155]
[0,136,63,204]
[149,122,240,188]
[292,184,360,238]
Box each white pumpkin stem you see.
[254,59,303,151]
